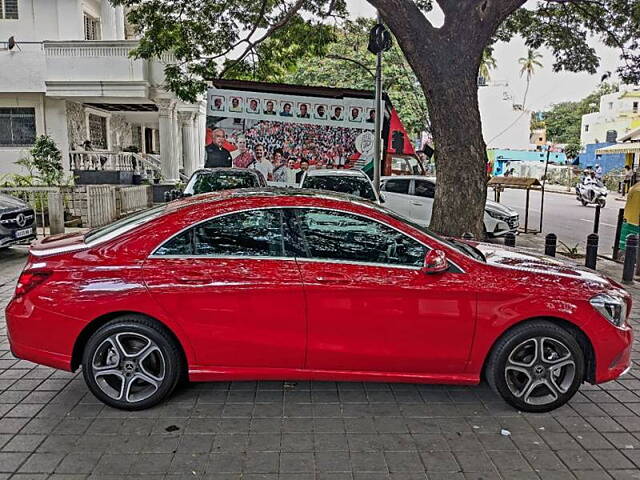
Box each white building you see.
[581,86,640,146]
[0,0,206,182]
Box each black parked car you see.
[0,194,36,249]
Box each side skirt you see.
[188,366,480,385]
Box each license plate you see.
[14,228,33,238]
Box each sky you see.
[346,0,624,113]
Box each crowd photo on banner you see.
[204,89,378,185]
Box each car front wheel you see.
[82,316,182,410]
[486,321,585,413]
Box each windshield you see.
[84,205,165,244]
[391,156,424,175]
[186,171,260,195]
[383,209,486,262]
[303,175,377,201]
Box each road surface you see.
[494,188,624,255]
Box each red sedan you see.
[5,189,633,412]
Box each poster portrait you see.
[349,106,362,122]
[210,96,225,112]
[314,104,328,120]
[298,103,311,119]
[330,105,344,121]
[280,101,294,117]
[229,97,243,112]
[246,98,261,114]
[263,99,277,115]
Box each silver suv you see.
[0,194,36,249]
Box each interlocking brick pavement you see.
[1,245,640,479]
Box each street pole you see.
[539,146,551,233]
[373,12,383,196]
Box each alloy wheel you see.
[91,332,166,404]
[504,336,576,406]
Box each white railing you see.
[86,185,117,228]
[70,151,137,172]
[120,185,152,215]
[43,40,139,58]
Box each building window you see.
[0,108,36,147]
[0,0,18,19]
[88,114,108,149]
[609,102,614,110]
[84,13,101,40]
[634,102,638,114]
[584,124,589,132]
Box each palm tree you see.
[518,48,543,109]
[479,49,497,84]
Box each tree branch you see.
[325,55,376,78]
[219,0,306,77]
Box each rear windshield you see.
[84,205,165,244]
[303,175,377,201]
[187,171,259,194]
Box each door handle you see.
[314,272,351,284]
[411,202,423,206]
[172,272,210,284]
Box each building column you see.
[157,99,179,183]
[100,1,118,40]
[179,112,197,177]
[115,6,125,40]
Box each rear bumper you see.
[5,297,82,372]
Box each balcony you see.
[0,40,172,98]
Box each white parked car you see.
[300,169,382,203]
[380,176,519,237]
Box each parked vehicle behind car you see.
[6,189,632,412]
[183,168,266,196]
[300,169,381,203]
[381,176,519,237]
[0,194,36,249]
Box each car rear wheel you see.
[486,321,584,412]
[82,316,182,410]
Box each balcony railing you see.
[69,151,162,179]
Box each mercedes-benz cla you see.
[5,189,633,411]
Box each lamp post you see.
[368,16,392,195]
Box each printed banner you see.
[205,87,382,183]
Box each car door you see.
[380,178,414,219]
[411,179,435,227]
[143,208,307,368]
[289,208,476,375]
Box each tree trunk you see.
[425,69,488,238]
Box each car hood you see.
[485,199,516,216]
[0,193,29,210]
[474,242,610,286]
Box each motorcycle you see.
[576,180,608,208]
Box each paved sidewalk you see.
[1,246,640,479]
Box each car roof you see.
[381,175,434,181]
[305,169,369,178]
[166,187,377,213]
[190,168,259,175]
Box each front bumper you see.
[487,215,520,237]
[590,319,634,384]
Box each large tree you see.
[114,0,640,237]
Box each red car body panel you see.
[5,190,633,388]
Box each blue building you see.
[491,149,568,176]
[577,142,627,174]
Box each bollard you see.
[585,233,599,270]
[545,233,557,257]
[462,232,474,240]
[593,204,601,234]
[622,234,639,284]
[504,232,516,247]
[613,208,624,260]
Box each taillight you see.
[14,271,52,298]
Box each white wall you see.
[0,0,124,42]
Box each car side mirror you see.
[422,249,449,274]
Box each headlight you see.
[590,293,628,327]
[486,209,509,221]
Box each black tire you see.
[581,199,588,206]
[598,199,606,208]
[485,320,584,413]
[82,315,183,410]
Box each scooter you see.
[576,180,608,208]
